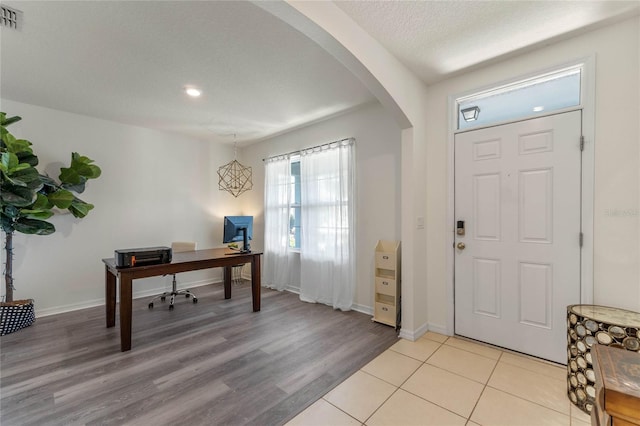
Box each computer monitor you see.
[223,216,253,253]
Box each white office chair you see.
[148,241,198,310]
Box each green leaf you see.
[2,205,20,218]
[0,212,15,233]
[38,174,60,196]
[61,180,87,194]
[14,218,55,235]
[21,208,54,220]
[1,152,19,172]
[0,114,22,127]
[0,184,37,207]
[5,167,42,190]
[0,134,33,158]
[32,193,52,210]
[60,153,101,186]
[69,199,94,218]
[1,171,27,187]
[59,166,82,184]
[3,138,33,155]
[17,168,43,190]
[71,152,94,165]
[16,151,38,167]
[47,189,74,208]
[75,164,102,180]
[86,164,101,179]
[1,131,16,147]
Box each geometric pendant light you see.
[217,138,252,197]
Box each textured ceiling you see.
[335,0,640,84]
[1,1,638,145]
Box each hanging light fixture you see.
[217,135,252,197]
[461,106,481,122]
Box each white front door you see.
[454,111,582,364]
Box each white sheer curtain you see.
[263,155,291,291]
[299,140,355,310]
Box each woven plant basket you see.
[0,299,35,336]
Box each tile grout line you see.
[320,396,366,425]
[429,336,584,424]
[315,338,444,425]
[385,338,470,422]
[362,386,401,425]
[483,383,576,419]
[322,334,583,426]
[466,348,505,423]
[361,339,446,425]
[382,336,492,421]
[477,354,577,421]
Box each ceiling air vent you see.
[1,4,22,30]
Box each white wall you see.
[0,99,242,315]
[424,16,640,331]
[0,100,401,317]
[241,102,402,312]
[276,0,430,339]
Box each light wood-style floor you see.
[0,281,399,425]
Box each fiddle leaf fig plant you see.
[0,112,102,302]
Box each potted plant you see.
[0,112,101,335]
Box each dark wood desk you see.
[103,248,262,351]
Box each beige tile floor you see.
[287,332,592,426]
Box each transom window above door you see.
[456,65,582,131]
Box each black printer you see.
[115,246,172,268]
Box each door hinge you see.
[580,136,585,151]
[579,232,584,247]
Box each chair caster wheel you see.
[193,298,198,304]
[169,304,174,311]
[185,294,190,298]
[160,296,166,302]
[148,303,154,309]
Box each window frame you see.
[289,156,301,251]
[455,64,584,132]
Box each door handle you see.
[457,242,466,250]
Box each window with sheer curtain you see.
[263,139,355,310]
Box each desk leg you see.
[251,254,261,312]
[119,276,133,352]
[224,266,232,299]
[105,266,116,328]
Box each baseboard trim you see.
[426,322,450,336]
[35,279,221,318]
[351,303,373,316]
[265,286,373,316]
[35,279,379,321]
[36,298,105,318]
[398,321,429,341]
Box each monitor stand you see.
[239,227,251,253]
[226,227,251,255]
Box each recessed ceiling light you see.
[185,87,202,97]
[533,106,544,112]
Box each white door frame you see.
[444,55,596,336]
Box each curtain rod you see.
[262,137,354,162]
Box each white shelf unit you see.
[372,240,401,328]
